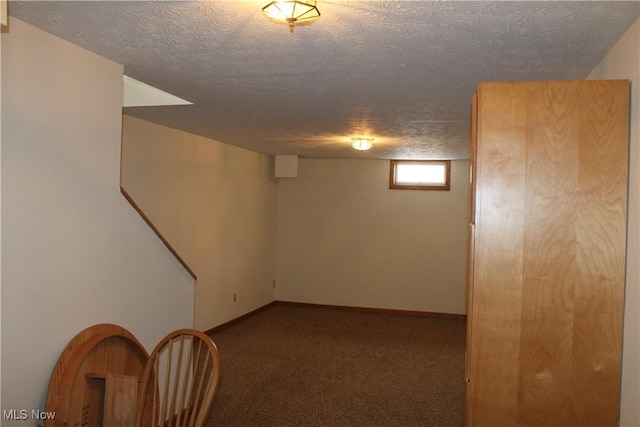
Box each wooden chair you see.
[135,329,221,427]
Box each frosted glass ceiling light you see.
[262,0,321,32]
[351,138,373,151]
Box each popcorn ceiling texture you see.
[9,1,639,160]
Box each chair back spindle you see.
[136,329,220,427]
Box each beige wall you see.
[275,159,469,314]
[1,19,194,419]
[588,18,640,427]
[1,13,3,411]
[121,115,278,330]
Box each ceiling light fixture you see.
[351,138,373,151]
[262,0,321,32]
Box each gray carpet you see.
[207,304,466,426]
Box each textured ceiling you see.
[8,1,640,160]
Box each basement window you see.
[389,160,450,190]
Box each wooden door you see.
[466,80,629,426]
[464,93,478,426]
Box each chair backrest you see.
[136,329,221,427]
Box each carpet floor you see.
[206,304,466,426]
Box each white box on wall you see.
[275,155,298,178]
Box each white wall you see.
[1,18,194,421]
[121,115,278,331]
[587,18,640,427]
[0,13,3,413]
[276,158,469,315]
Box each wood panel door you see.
[464,93,478,426]
[465,80,629,427]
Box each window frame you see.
[389,160,451,191]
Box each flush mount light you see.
[262,0,321,32]
[351,138,374,151]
